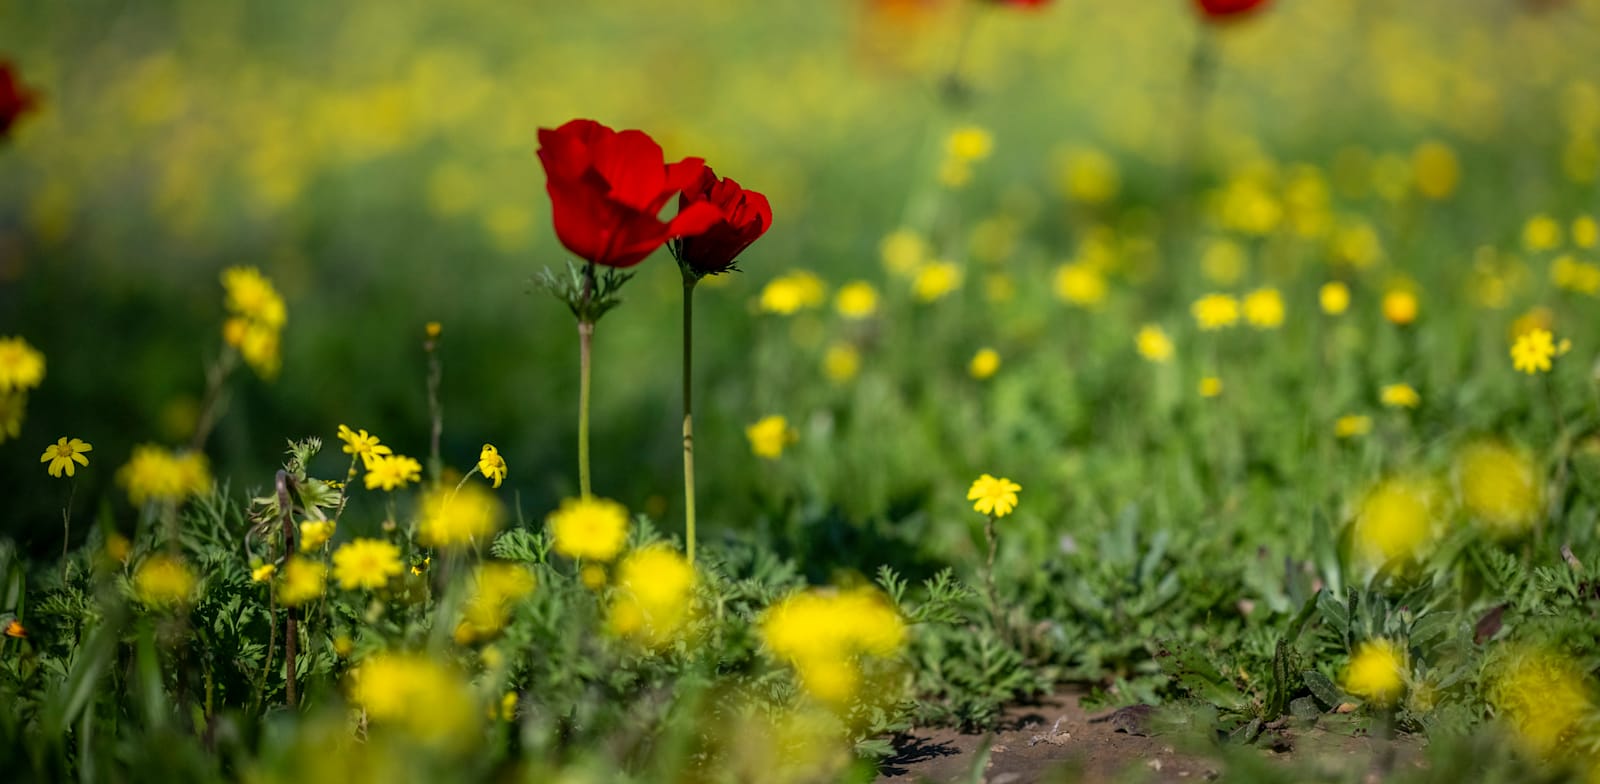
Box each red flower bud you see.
[672,167,772,275]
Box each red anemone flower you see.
[990,0,1052,6]
[537,119,721,268]
[0,61,38,140]
[671,168,773,275]
[1194,0,1271,19]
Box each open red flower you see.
[671,168,772,275]
[537,119,722,268]
[0,61,39,140]
[1194,0,1271,19]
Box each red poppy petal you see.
[669,200,725,239]
[594,129,668,212]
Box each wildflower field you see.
[5,0,1600,781]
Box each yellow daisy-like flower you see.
[1319,282,1351,315]
[40,437,93,478]
[834,281,879,319]
[1380,384,1420,409]
[912,261,963,303]
[117,445,212,506]
[363,454,422,491]
[1341,639,1408,707]
[477,444,507,488]
[299,519,335,552]
[455,562,538,643]
[1522,214,1563,252]
[348,654,476,748]
[1335,414,1373,439]
[967,473,1021,518]
[1053,262,1108,307]
[133,554,197,609]
[747,415,797,460]
[1455,442,1542,539]
[1191,294,1240,330]
[1382,289,1419,325]
[0,392,25,443]
[331,538,404,590]
[880,229,929,276]
[607,545,698,648]
[417,483,504,548]
[759,271,827,315]
[547,496,630,562]
[1242,287,1286,329]
[278,556,327,607]
[946,126,993,162]
[968,348,1001,380]
[822,343,860,383]
[250,563,277,582]
[1351,477,1438,566]
[1199,376,1223,398]
[1573,216,1598,249]
[1511,328,1559,374]
[0,336,46,393]
[1135,325,1174,363]
[1488,647,1596,759]
[336,424,392,468]
[221,266,287,328]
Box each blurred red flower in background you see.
[537,119,721,268]
[1194,0,1271,20]
[671,168,773,275]
[990,0,1052,7]
[0,61,38,140]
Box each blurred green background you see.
[2,0,1598,568]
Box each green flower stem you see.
[983,513,1004,641]
[578,318,594,499]
[682,275,699,563]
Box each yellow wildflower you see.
[747,415,797,460]
[1200,239,1246,285]
[822,343,860,383]
[1510,328,1558,374]
[968,348,1000,380]
[1242,287,1286,329]
[363,454,421,491]
[1199,376,1223,398]
[945,126,993,162]
[547,496,630,562]
[761,587,907,707]
[1191,294,1239,330]
[967,473,1021,518]
[348,654,476,748]
[1382,289,1418,325]
[1488,647,1596,759]
[477,443,507,488]
[1320,281,1351,315]
[456,562,537,643]
[1380,384,1420,409]
[133,554,197,609]
[221,266,287,328]
[299,520,335,552]
[1573,215,1598,249]
[1351,478,1438,567]
[608,545,698,648]
[418,482,504,548]
[278,556,327,607]
[251,563,277,582]
[1058,147,1120,205]
[425,321,443,339]
[1523,214,1563,252]
[4,619,24,639]
[331,538,404,590]
[336,425,392,468]
[117,445,211,505]
[1053,262,1108,307]
[1332,221,1383,268]
[759,271,827,315]
[1454,442,1541,539]
[1341,639,1408,706]
[40,437,92,478]
[0,336,46,393]
[1335,415,1373,439]
[912,261,962,303]
[1551,254,1600,296]
[1135,325,1174,363]
[1411,141,1460,200]
[834,281,879,319]
[879,229,928,276]
[0,392,24,443]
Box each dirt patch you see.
[878,690,1422,783]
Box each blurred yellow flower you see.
[1335,414,1373,438]
[1053,262,1107,307]
[1342,639,1408,706]
[1351,478,1438,566]
[220,266,286,328]
[299,520,335,552]
[759,271,827,315]
[547,496,630,562]
[1332,221,1383,268]
[822,343,860,383]
[1135,325,1174,363]
[134,554,197,609]
[938,157,971,188]
[1455,442,1541,539]
[747,415,797,460]
[456,562,537,643]
[0,336,46,393]
[1550,254,1600,296]
[879,229,928,276]
[348,654,476,748]
[1510,328,1558,374]
[278,556,327,607]
[251,563,276,582]
[834,281,879,319]
[363,454,421,491]
[331,538,403,590]
[967,473,1020,518]
[968,348,1000,380]
[761,587,907,707]
[336,425,392,469]
[1523,214,1563,252]
[1380,384,1420,409]
[117,445,211,506]
[477,443,507,488]
[1488,647,1596,759]
[1242,287,1285,329]
[1573,215,1598,249]
[1411,141,1460,200]
[945,126,993,162]
[911,261,962,303]
[1200,239,1246,285]
[418,483,504,548]
[608,545,697,648]
[1199,376,1223,398]
[1057,147,1120,205]
[1320,282,1351,315]
[0,392,23,444]
[1382,289,1418,325]
[1191,294,1240,330]
[40,437,92,478]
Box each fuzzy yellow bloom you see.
[1332,221,1383,268]
[1488,647,1596,759]
[1135,325,1174,363]
[581,564,607,589]
[547,496,630,562]
[968,348,1001,380]
[1058,147,1120,205]
[418,482,504,548]
[912,261,962,303]
[1334,415,1373,439]
[608,545,697,648]
[251,563,277,582]
[1574,215,1598,249]
[1380,384,1420,409]
[336,425,392,469]
[1341,639,1408,706]
[40,437,92,478]
[761,588,907,706]
[879,229,929,276]
[1319,282,1351,315]
[331,538,403,590]
[967,473,1021,518]
[834,281,879,319]
[0,336,46,393]
[1199,376,1223,398]
[1523,214,1563,252]
[456,562,537,643]
[822,343,860,383]
[363,454,421,491]
[278,556,327,607]
[221,266,286,328]
[299,520,335,552]
[1242,288,1286,329]
[946,126,993,162]
[1053,262,1108,307]
[425,321,442,339]
[1454,442,1542,539]
[760,271,827,315]
[1510,328,1559,374]
[747,415,797,460]
[1411,141,1460,200]
[1351,478,1438,566]
[117,445,211,506]
[1200,239,1246,285]
[348,654,476,748]
[1551,255,1600,296]
[1191,294,1240,330]
[477,444,507,488]
[1382,289,1418,325]
[0,392,24,444]
[134,554,197,609]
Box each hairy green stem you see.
[578,319,594,499]
[682,276,698,562]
